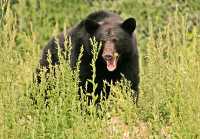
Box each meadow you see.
[0,0,200,138]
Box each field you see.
[0,0,200,138]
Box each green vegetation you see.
[0,0,200,138]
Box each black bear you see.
[36,10,139,105]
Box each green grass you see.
[0,0,200,138]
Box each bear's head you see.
[84,17,136,71]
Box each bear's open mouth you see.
[105,52,119,72]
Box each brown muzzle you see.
[102,41,119,71]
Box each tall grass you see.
[0,0,200,138]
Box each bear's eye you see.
[112,38,117,43]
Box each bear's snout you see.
[102,42,119,71]
[101,41,116,60]
[102,54,113,61]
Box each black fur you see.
[36,10,139,105]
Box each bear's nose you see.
[103,54,113,61]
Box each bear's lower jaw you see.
[106,57,118,72]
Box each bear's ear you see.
[85,19,100,34]
[121,18,136,35]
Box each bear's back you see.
[86,10,122,23]
[71,11,122,32]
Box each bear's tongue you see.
[106,58,117,72]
